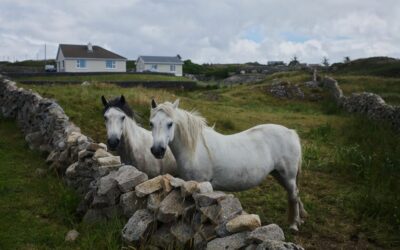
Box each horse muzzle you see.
[151,146,166,159]
[107,138,120,150]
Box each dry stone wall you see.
[322,77,400,131]
[0,75,304,249]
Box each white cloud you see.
[0,0,399,63]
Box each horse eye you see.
[121,116,125,121]
[149,122,153,128]
[104,116,108,121]
[167,122,173,128]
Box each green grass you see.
[331,56,400,77]
[18,71,400,249]
[0,116,128,249]
[15,73,190,83]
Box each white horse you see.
[101,95,176,177]
[149,99,308,230]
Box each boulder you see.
[149,224,175,247]
[135,176,163,198]
[170,221,195,244]
[78,149,93,160]
[157,190,189,223]
[93,148,112,159]
[147,192,163,212]
[87,142,107,152]
[181,180,198,197]
[255,240,304,250]
[122,209,155,243]
[120,191,146,218]
[170,176,185,188]
[97,156,121,167]
[246,224,285,244]
[206,231,249,250]
[196,182,213,193]
[161,174,173,193]
[82,209,106,223]
[65,229,79,242]
[193,191,228,207]
[97,172,120,205]
[115,165,148,193]
[91,195,109,209]
[226,214,261,233]
[65,162,78,178]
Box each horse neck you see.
[119,117,144,166]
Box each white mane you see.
[151,102,208,153]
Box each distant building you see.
[56,43,127,72]
[267,61,285,66]
[136,55,183,76]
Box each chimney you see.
[87,42,93,53]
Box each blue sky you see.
[0,0,399,64]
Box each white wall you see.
[137,62,183,76]
[63,59,126,72]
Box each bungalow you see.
[136,55,183,76]
[56,43,127,72]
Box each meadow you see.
[1,70,399,249]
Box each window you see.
[106,60,116,69]
[76,59,86,68]
[170,65,176,71]
[62,61,65,68]
[151,64,158,70]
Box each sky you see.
[0,0,399,64]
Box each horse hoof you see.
[289,224,299,232]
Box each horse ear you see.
[120,95,126,105]
[151,99,157,109]
[173,99,180,109]
[101,96,108,107]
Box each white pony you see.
[101,95,176,177]
[149,99,307,230]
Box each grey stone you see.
[82,209,106,223]
[91,195,109,209]
[115,165,148,193]
[46,150,59,163]
[65,229,79,242]
[247,224,285,244]
[255,240,304,250]
[161,174,173,193]
[78,149,93,160]
[150,224,175,247]
[65,162,78,178]
[181,180,198,197]
[196,182,213,193]
[170,176,185,188]
[120,191,146,218]
[170,221,195,244]
[87,142,107,152]
[226,214,261,233]
[157,189,189,223]
[97,155,121,167]
[206,231,250,250]
[97,172,120,205]
[193,191,228,207]
[93,148,112,159]
[135,175,163,197]
[147,192,163,212]
[122,209,154,243]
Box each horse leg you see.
[271,170,302,231]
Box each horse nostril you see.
[161,146,166,152]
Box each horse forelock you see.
[151,102,208,153]
[103,97,141,123]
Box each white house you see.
[56,43,127,72]
[136,56,183,76]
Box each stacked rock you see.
[0,76,304,249]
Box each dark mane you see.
[103,96,134,118]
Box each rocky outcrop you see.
[322,77,400,131]
[0,75,304,249]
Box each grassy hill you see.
[331,56,400,77]
[16,71,400,249]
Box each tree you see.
[322,57,329,67]
[343,56,351,63]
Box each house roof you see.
[59,44,126,60]
[138,56,183,64]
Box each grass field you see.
[14,73,190,83]
[15,71,400,249]
[0,117,127,249]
